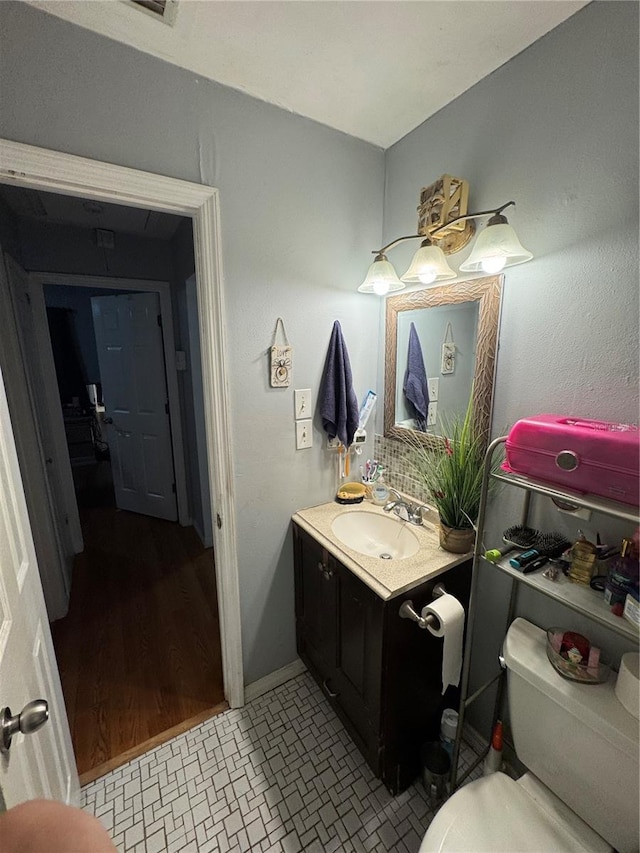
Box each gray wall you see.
[382,1,639,734]
[0,2,384,684]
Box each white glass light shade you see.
[401,244,457,284]
[459,222,533,273]
[358,258,405,295]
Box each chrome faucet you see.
[383,488,431,526]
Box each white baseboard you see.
[244,658,307,703]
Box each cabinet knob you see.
[317,562,333,580]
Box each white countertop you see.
[292,500,471,601]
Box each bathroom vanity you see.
[292,501,472,794]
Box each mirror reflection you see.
[395,301,479,433]
[384,275,502,446]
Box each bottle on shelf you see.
[568,531,597,586]
[604,537,640,616]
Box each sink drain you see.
[379,553,393,560]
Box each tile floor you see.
[82,672,481,852]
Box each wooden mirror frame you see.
[384,274,502,448]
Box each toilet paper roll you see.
[615,652,639,720]
[422,593,465,695]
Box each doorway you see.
[1,198,226,779]
[29,271,225,780]
[0,139,243,788]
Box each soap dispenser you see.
[371,477,390,506]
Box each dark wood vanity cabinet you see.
[293,521,472,794]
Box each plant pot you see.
[439,524,475,554]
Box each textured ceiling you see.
[27,0,588,148]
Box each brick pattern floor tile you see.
[82,672,481,851]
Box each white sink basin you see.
[331,511,420,560]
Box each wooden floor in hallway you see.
[51,506,226,781]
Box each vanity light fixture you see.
[358,189,533,295]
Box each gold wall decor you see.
[417,174,475,254]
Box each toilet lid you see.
[420,773,611,853]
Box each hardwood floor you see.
[51,506,226,778]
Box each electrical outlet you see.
[427,402,438,426]
[294,388,312,420]
[428,377,439,401]
[327,436,341,449]
[296,419,313,449]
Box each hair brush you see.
[509,532,572,570]
[485,524,540,563]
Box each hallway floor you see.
[82,672,482,852]
[51,505,225,781]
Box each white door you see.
[92,292,177,521]
[8,260,84,558]
[0,361,80,809]
[0,251,70,623]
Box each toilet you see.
[420,618,639,853]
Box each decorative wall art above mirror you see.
[384,275,502,447]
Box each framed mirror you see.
[384,275,502,447]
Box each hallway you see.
[51,505,226,782]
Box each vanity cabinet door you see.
[293,524,337,681]
[334,563,384,727]
[332,563,384,770]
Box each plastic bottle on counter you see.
[482,720,503,776]
[371,477,390,506]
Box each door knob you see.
[103,417,114,425]
[1,700,49,753]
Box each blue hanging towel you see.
[403,322,430,432]
[319,320,359,447]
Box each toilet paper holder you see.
[399,583,446,630]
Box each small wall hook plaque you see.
[270,317,293,387]
[441,321,456,375]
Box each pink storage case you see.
[503,414,640,506]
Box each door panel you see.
[92,293,177,521]
[0,361,80,807]
[6,258,81,566]
[0,252,70,622]
[335,565,384,730]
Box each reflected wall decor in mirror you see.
[384,275,502,447]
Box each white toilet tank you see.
[503,618,639,853]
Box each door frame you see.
[0,138,244,709]
[30,272,189,529]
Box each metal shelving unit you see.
[450,436,640,790]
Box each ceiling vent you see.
[128,0,178,25]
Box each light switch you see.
[427,402,438,426]
[296,420,313,449]
[428,377,439,401]
[294,388,312,420]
